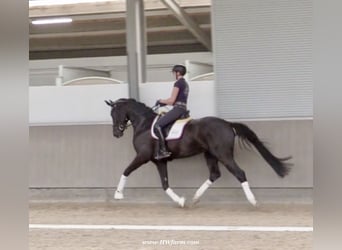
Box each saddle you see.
[151,111,191,140]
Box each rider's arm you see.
[159,87,179,105]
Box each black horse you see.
[105,98,291,207]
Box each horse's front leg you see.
[114,155,148,200]
[154,160,186,208]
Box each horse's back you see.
[186,116,234,140]
[190,116,231,127]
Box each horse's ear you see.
[105,100,113,107]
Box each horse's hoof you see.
[178,197,186,208]
[249,200,258,207]
[192,198,200,206]
[114,190,124,200]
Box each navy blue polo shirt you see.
[173,78,189,105]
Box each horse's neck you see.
[127,105,156,133]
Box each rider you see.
[154,64,189,160]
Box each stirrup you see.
[155,150,172,160]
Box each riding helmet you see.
[172,65,187,76]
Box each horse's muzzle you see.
[113,130,123,138]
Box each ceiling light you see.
[31,18,73,25]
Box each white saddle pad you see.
[151,116,192,140]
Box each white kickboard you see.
[151,116,192,140]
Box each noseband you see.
[112,108,132,132]
[116,119,131,132]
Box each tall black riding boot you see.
[154,125,172,160]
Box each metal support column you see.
[161,0,212,50]
[126,0,147,100]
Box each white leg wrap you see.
[117,175,127,192]
[114,175,127,200]
[166,188,185,207]
[241,181,257,206]
[193,179,213,201]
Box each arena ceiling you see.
[29,0,212,59]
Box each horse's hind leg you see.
[192,152,221,204]
[222,157,257,206]
[154,160,185,208]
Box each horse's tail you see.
[231,122,292,178]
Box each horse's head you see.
[105,99,131,138]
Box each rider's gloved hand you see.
[155,100,166,107]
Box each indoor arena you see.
[29,0,312,249]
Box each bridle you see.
[114,105,166,132]
[109,100,168,133]
[116,118,131,132]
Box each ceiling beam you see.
[29,0,211,18]
[29,43,207,60]
[29,7,211,20]
[29,39,202,52]
[160,0,211,50]
[29,24,211,39]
